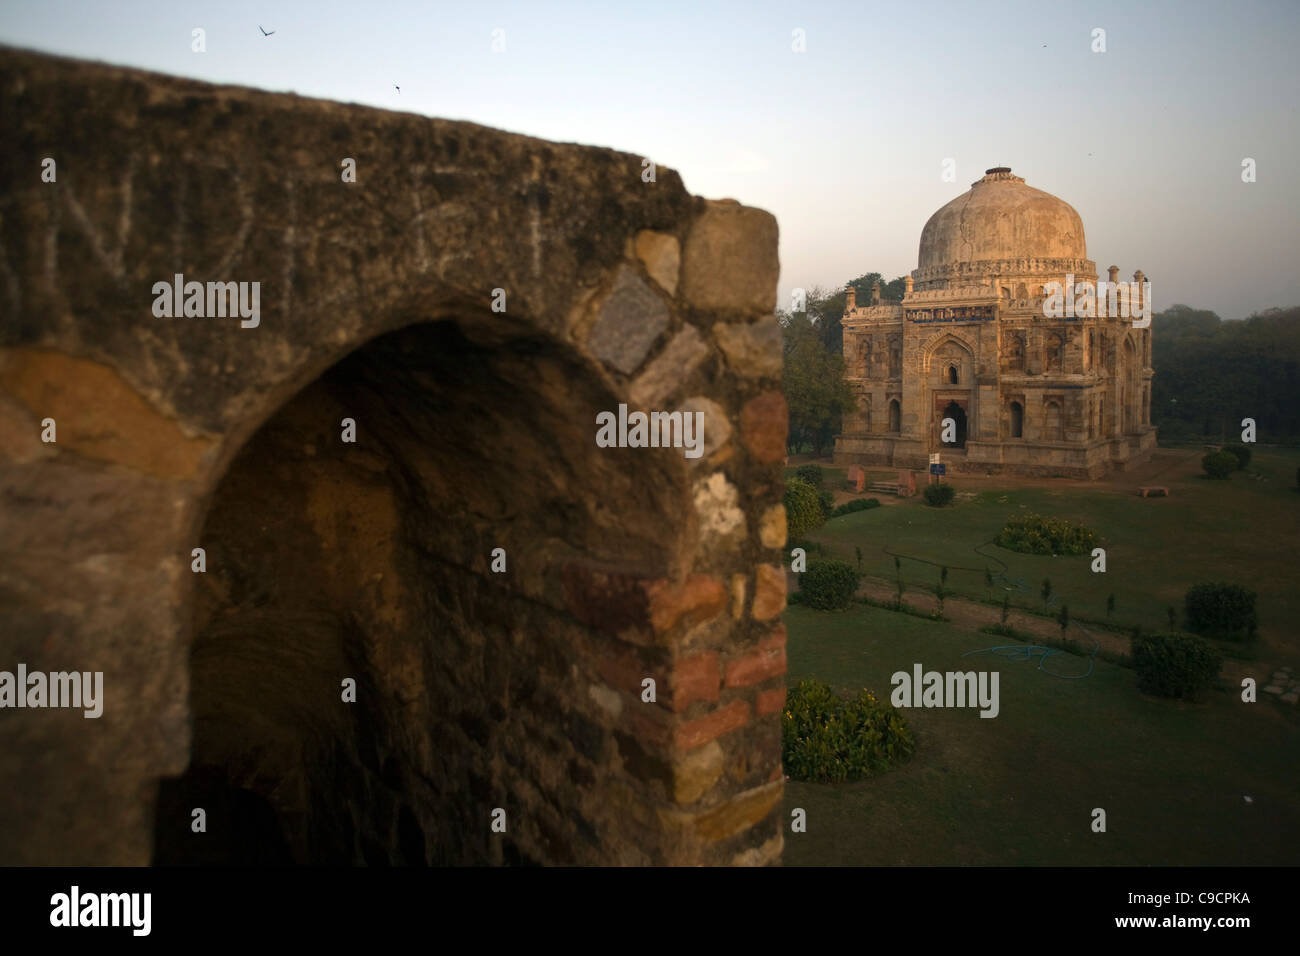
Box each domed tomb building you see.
[834,167,1156,479]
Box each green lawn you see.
[781,604,1300,865]
[801,446,1300,657]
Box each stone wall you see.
[0,48,786,865]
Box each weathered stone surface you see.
[635,230,681,297]
[752,567,787,621]
[678,395,731,461]
[714,319,782,378]
[629,325,710,408]
[726,625,787,687]
[0,48,785,867]
[645,575,728,636]
[587,265,671,374]
[675,700,750,751]
[692,471,747,544]
[756,686,787,715]
[692,780,782,842]
[671,740,724,804]
[758,504,787,549]
[681,200,779,315]
[731,833,783,866]
[740,392,789,463]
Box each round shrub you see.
[782,679,915,783]
[922,482,955,507]
[1184,582,1258,642]
[996,513,1098,555]
[817,487,835,518]
[798,560,860,610]
[783,478,824,542]
[1132,632,1222,700]
[795,464,824,487]
[1222,442,1252,470]
[1202,450,1236,479]
[830,497,881,518]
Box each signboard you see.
[929,463,946,476]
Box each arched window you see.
[889,399,901,433]
[946,364,959,385]
[1007,333,1024,371]
[1009,401,1023,438]
[1045,400,1064,441]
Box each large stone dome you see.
[917,168,1087,273]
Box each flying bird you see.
[259,25,275,36]
[394,85,401,93]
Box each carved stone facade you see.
[835,168,1156,480]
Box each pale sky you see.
[2,0,1296,319]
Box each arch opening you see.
[1009,401,1023,439]
[940,400,967,448]
[153,319,689,866]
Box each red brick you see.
[756,685,786,716]
[725,625,787,688]
[751,564,785,621]
[667,651,720,712]
[674,699,750,751]
[739,391,788,463]
[644,574,727,635]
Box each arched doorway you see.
[940,400,967,448]
[1009,401,1024,439]
[153,320,690,866]
[889,399,901,433]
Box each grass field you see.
[780,604,1300,865]
[791,445,1300,658]
[780,445,1300,865]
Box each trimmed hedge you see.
[795,464,824,487]
[798,560,860,610]
[996,513,1098,555]
[1184,583,1258,642]
[817,488,835,518]
[782,679,915,783]
[783,478,824,542]
[1132,632,1222,700]
[830,497,881,518]
[922,482,955,507]
[1202,450,1236,479]
[1222,442,1252,470]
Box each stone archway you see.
[0,49,787,866]
[940,400,968,448]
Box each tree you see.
[1058,604,1070,636]
[780,310,855,455]
[1041,577,1053,610]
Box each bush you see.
[922,482,955,507]
[997,514,1098,555]
[798,560,860,610]
[1202,450,1236,479]
[783,478,824,541]
[830,497,881,518]
[795,464,824,487]
[1222,442,1252,470]
[782,679,915,783]
[1184,583,1258,642]
[817,488,835,518]
[1132,632,1222,700]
